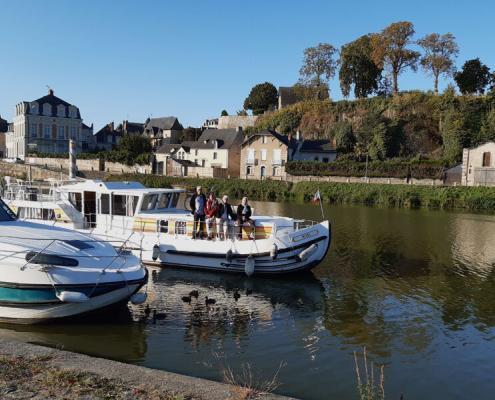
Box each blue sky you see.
[1,0,494,129]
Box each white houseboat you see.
[3,179,331,276]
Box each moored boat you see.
[3,179,331,276]
[0,197,147,324]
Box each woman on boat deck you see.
[190,186,207,239]
[236,196,255,240]
[216,195,236,240]
[205,192,220,239]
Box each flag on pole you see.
[312,189,321,204]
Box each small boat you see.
[0,197,147,324]
[4,179,331,276]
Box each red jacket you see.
[205,199,219,218]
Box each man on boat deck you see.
[190,186,207,239]
[236,196,255,240]
[205,192,220,240]
[216,195,236,240]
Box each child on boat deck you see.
[216,195,236,240]
[205,192,219,239]
[236,196,255,240]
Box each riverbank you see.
[0,339,294,400]
[108,174,495,212]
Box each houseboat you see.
[3,179,331,276]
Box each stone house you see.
[462,141,495,186]
[240,130,336,180]
[94,122,122,151]
[5,89,91,159]
[154,128,243,178]
[0,115,8,158]
[143,117,183,149]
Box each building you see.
[203,115,258,130]
[0,115,8,158]
[5,89,92,159]
[121,120,144,136]
[94,122,122,151]
[240,130,336,180]
[143,117,183,149]
[462,141,495,186]
[203,118,219,129]
[155,128,243,178]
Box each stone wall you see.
[0,160,70,180]
[285,174,444,186]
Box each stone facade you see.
[217,115,258,130]
[6,89,92,159]
[462,141,495,186]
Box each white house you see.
[462,141,495,186]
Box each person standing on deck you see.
[216,195,236,240]
[236,196,255,240]
[190,186,206,239]
[205,192,220,239]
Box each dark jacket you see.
[236,203,252,220]
[189,193,207,215]
[216,203,236,220]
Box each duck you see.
[205,296,216,306]
[181,295,192,303]
[189,290,199,298]
[152,309,166,323]
[233,290,241,301]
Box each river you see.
[1,202,495,399]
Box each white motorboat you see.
[4,179,331,276]
[0,197,147,324]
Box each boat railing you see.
[293,219,320,231]
[2,182,62,202]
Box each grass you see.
[0,354,188,400]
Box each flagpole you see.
[318,189,325,221]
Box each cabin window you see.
[112,195,127,216]
[25,252,78,267]
[18,207,55,220]
[175,221,187,235]
[482,152,491,167]
[68,192,82,212]
[100,194,110,214]
[141,194,159,211]
[0,199,16,221]
[169,193,180,208]
[158,193,171,209]
[159,220,168,233]
[127,196,139,216]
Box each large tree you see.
[454,59,491,95]
[371,21,420,95]
[243,82,278,115]
[299,42,338,99]
[339,35,382,98]
[417,33,459,95]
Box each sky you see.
[0,0,494,130]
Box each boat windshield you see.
[0,199,17,221]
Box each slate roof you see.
[299,139,335,153]
[171,158,200,167]
[28,90,81,119]
[144,117,182,131]
[156,143,181,154]
[242,129,298,149]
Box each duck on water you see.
[0,198,148,324]
[4,179,331,276]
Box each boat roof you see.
[59,180,185,195]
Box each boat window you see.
[100,194,110,214]
[175,220,187,235]
[112,194,127,216]
[19,207,55,220]
[0,199,16,221]
[141,194,159,211]
[169,193,180,208]
[68,192,82,212]
[64,240,93,250]
[25,251,79,267]
[159,220,168,233]
[126,195,139,217]
[158,193,171,209]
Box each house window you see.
[247,149,255,161]
[273,149,281,164]
[261,149,267,161]
[246,165,252,175]
[195,149,198,156]
[57,126,64,139]
[323,157,329,162]
[314,156,319,161]
[202,159,205,167]
[43,103,51,116]
[69,108,77,118]
[30,103,38,115]
[44,125,51,139]
[71,126,77,139]
[482,152,491,167]
[260,166,266,179]
[272,166,278,176]
[213,152,217,160]
[30,124,37,137]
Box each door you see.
[83,191,97,228]
[260,166,266,179]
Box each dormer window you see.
[43,103,52,116]
[69,107,77,118]
[57,105,65,117]
[30,103,38,115]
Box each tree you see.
[111,135,152,165]
[339,35,382,98]
[331,121,355,152]
[454,59,491,95]
[220,110,228,116]
[442,109,465,163]
[243,82,278,115]
[355,113,403,160]
[417,33,459,95]
[278,111,301,134]
[371,21,420,95]
[480,107,495,142]
[237,109,248,116]
[299,43,338,99]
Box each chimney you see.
[48,88,54,95]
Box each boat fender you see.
[152,244,160,261]
[226,249,233,263]
[270,243,278,260]
[130,292,147,305]
[56,291,89,303]
[296,244,318,262]
[245,255,255,277]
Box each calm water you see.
[2,202,495,399]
